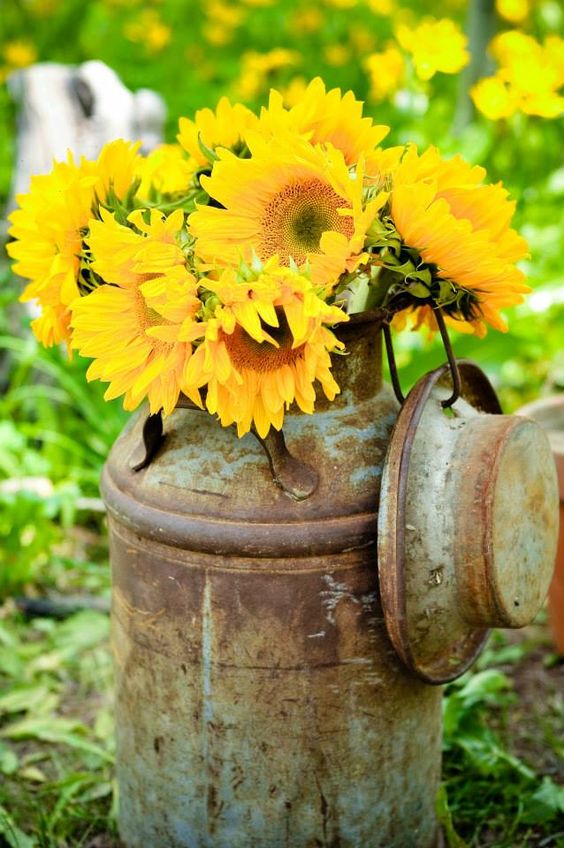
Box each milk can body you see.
[102,317,444,848]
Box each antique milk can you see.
[102,314,559,848]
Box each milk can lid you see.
[377,361,559,685]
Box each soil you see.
[503,622,564,783]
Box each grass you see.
[1,581,563,847]
[0,505,115,847]
[440,628,564,847]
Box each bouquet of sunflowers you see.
[7,78,529,439]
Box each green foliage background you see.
[0,0,563,845]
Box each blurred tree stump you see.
[5,59,165,212]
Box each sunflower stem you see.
[354,266,400,314]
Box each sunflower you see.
[253,77,390,171]
[182,258,348,437]
[177,96,258,170]
[387,146,529,336]
[137,144,198,198]
[71,208,203,415]
[7,140,141,347]
[189,138,387,292]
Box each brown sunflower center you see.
[258,178,355,265]
[222,311,305,373]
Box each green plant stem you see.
[359,266,400,314]
[454,0,497,132]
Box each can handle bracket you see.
[251,427,319,501]
[129,412,165,472]
[383,308,462,409]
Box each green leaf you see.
[435,785,468,848]
[406,281,431,298]
[0,742,19,775]
[0,685,57,716]
[0,805,36,848]
[521,777,564,825]
[197,133,220,165]
[0,718,114,763]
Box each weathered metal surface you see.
[103,314,444,848]
[516,394,564,653]
[378,362,559,684]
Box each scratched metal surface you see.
[103,317,443,848]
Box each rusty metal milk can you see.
[101,314,559,848]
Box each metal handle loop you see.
[383,309,462,409]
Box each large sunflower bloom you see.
[71,209,203,415]
[7,140,140,347]
[189,139,387,291]
[182,258,348,437]
[389,146,529,336]
[253,77,390,171]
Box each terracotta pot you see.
[518,395,564,654]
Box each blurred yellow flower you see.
[348,24,377,54]
[396,18,470,80]
[202,0,245,45]
[495,0,530,23]
[28,0,57,16]
[3,40,37,68]
[365,46,405,102]
[491,29,536,64]
[323,44,351,67]
[365,0,394,15]
[146,23,172,52]
[279,76,309,107]
[325,0,357,7]
[202,23,234,46]
[472,31,564,119]
[124,10,171,53]
[471,76,518,120]
[289,7,324,34]
[234,49,300,99]
[206,0,245,28]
